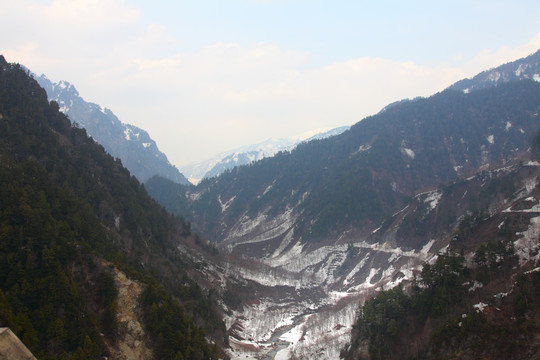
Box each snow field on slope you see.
[515,216,540,265]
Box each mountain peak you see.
[35,75,190,185]
[180,126,350,184]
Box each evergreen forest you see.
[0,56,226,359]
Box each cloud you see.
[460,33,540,74]
[1,0,144,79]
[80,42,466,165]
[39,0,141,26]
[2,0,539,165]
[104,33,540,166]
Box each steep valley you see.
[192,161,540,359]
[1,49,540,359]
[146,50,540,359]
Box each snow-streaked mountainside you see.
[180,138,297,185]
[380,49,540,115]
[449,49,540,93]
[180,126,349,184]
[35,75,190,185]
[172,160,540,360]
[146,50,540,359]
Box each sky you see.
[2,0,540,167]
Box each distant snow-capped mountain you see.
[36,75,190,185]
[181,126,350,184]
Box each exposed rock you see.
[99,260,153,360]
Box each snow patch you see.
[534,74,540,82]
[218,194,236,213]
[270,228,296,259]
[525,267,540,274]
[420,239,436,255]
[226,208,297,251]
[525,178,539,195]
[187,191,202,201]
[267,241,304,268]
[363,268,380,288]
[466,280,483,293]
[371,225,382,234]
[392,204,409,217]
[505,121,512,131]
[514,216,540,265]
[358,144,371,152]
[473,302,488,313]
[285,300,359,359]
[488,71,501,82]
[343,255,370,286]
[487,134,494,145]
[424,191,442,211]
[278,323,303,345]
[383,265,411,289]
[515,64,526,77]
[402,147,415,159]
[225,232,438,359]
[262,182,274,196]
[438,244,450,255]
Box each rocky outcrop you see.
[99,261,154,360]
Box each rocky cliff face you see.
[107,264,153,360]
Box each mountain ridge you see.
[180,126,350,184]
[449,49,540,93]
[35,75,190,185]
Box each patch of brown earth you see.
[99,260,154,360]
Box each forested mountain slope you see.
[0,56,226,359]
[344,144,540,359]
[148,79,540,253]
[145,51,540,359]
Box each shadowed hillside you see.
[0,56,226,359]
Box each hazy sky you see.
[2,0,540,166]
